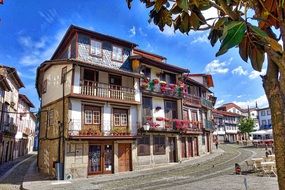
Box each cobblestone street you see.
[0,145,278,190]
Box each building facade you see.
[257,107,272,130]
[36,25,215,179]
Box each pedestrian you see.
[215,140,219,149]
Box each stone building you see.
[0,66,24,163]
[14,94,36,158]
[36,25,216,179]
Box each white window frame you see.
[84,110,93,124]
[93,111,101,124]
[112,45,123,61]
[120,113,128,126]
[90,39,102,56]
[114,113,120,126]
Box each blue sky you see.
[0,0,268,111]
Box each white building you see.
[257,107,271,130]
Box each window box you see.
[156,117,164,121]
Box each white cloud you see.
[215,99,225,107]
[138,27,147,36]
[234,94,268,109]
[148,23,176,37]
[232,66,248,76]
[248,69,266,79]
[237,95,243,98]
[18,29,65,66]
[129,26,136,37]
[191,34,208,44]
[204,59,229,74]
[38,9,58,24]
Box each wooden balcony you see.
[183,94,201,107]
[2,122,17,135]
[201,98,213,109]
[79,81,136,103]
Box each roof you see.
[0,75,11,91]
[51,25,138,60]
[133,48,166,62]
[185,74,214,88]
[183,75,213,93]
[19,94,35,108]
[217,103,243,112]
[129,55,189,74]
[0,66,25,89]
[258,107,270,111]
[213,109,244,117]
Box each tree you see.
[238,117,254,141]
[127,0,285,188]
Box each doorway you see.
[181,137,187,158]
[187,137,193,157]
[168,137,177,162]
[118,143,132,172]
[88,144,113,175]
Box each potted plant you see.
[141,82,149,89]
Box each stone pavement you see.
[21,144,278,190]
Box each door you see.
[187,137,193,157]
[181,137,187,158]
[193,137,199,156]
[109,75,122,99]
[206,133,210,152]
[88,144,113,175]
[168,137,177,162]
[118,143,132,172]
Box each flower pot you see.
[153,79,159,84]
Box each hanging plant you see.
[149,80,155,91]
[169,83,176,89]
[160,80,167,85]
[146,116,153,121]
[141,82,148,89]
[160,85,167,93]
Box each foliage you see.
[238,117,255,134]
[126,0,285,188]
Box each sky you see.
[0,0,269,111]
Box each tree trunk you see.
[263,61,285,189]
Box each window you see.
[137,136,150,156]
[189,85,200,96]
[61,67,67,84]
[90,39,102,56]
[112,45,123,61]
[84,110,93,124]
[84,106,101,125]
[93,111,100,124]
[153,135,165,155]
[141,67,151,78]
[160,72,176,84]
[202,135,205,145]
[262,120,267,125]
[48,109,54,126]
[142,97,152,123]
[42,79,47,94]
[84,69,96,81]
[114,113,120,126]
[261,110,265,116]
[268,119,271,125]
[267,110,271,115]
[164,100,177,119]
[113,109,128,127]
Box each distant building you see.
[257,107,271,130]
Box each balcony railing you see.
[201,98,213,109]
[183,94,201,107]
[204,120,215,131]
[141,117,203,134]
[68,119,133,137]
[2,122,17,134]
[80,81,135,102]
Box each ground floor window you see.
[153,135,165,155]
[137,136,150,156]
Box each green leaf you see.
[249,45,264,72]
[239,36,249,62]
[216,21,246,56]
[170,3,182,14]
[214,17,228,30]
[177,0,189,12]
[155,0,166,12]
[189,12,200,30]
[249,25,268,38]
[179,12,190,33]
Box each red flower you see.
[156,117,164,121]
[153,79,159,84]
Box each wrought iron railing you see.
[201,98,213,109]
